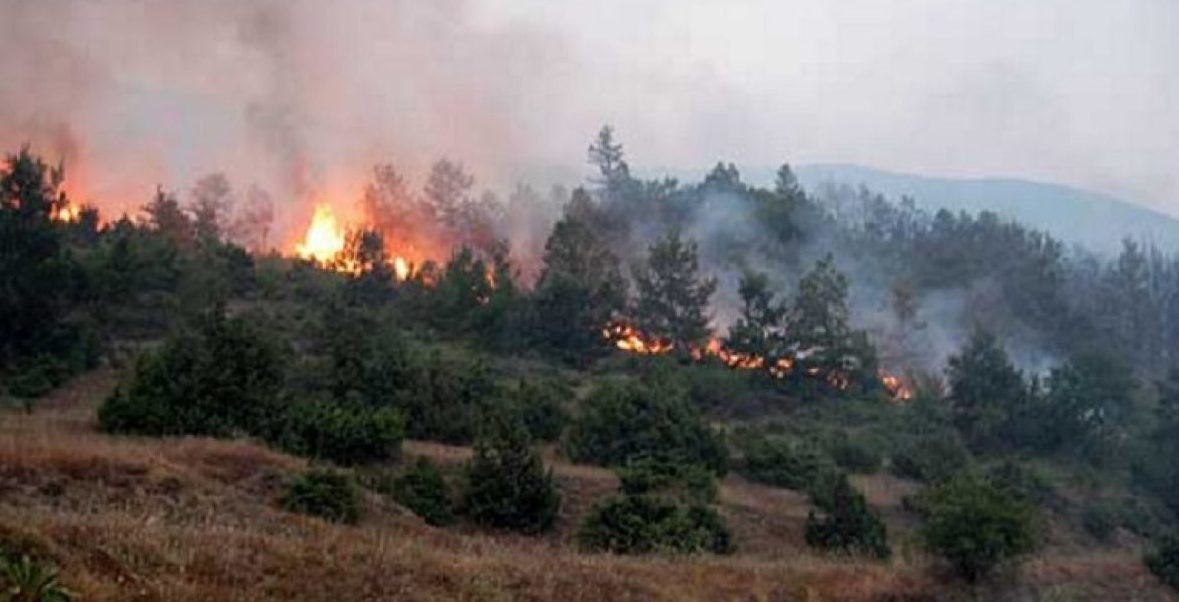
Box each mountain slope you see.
[791,164,1179,254]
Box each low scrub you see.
[564,381,728,475]
[616,458,718,504]
[1146,535,1179,592]
[280,469,362,524]
[392,458,454,526]
[890,433,970,483]
[98,308,285,438]
[578,494,733,555]
[918,474,1036,583]
[804,476,891,559]
[272,399,404,466]
[463,415,561,534]
[739,434,839,495]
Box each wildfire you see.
[295,205,346,263]
[879,370,914,402]
[394,257,410,281]
[601,320,674,355]
[52,203,80,222]
[691,338,765,370]
[601,320,913,400]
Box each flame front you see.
[295,205,346,263]
[601,320,674,355]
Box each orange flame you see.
[295,205,346,263]
[601,320,674,355]
[879,370,913,402]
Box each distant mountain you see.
[788,164,1179,255]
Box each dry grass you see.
[0,371,1175,601]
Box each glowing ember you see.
[295,205,346,263]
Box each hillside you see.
[1,371,1174,602]
[790,164,1179,254]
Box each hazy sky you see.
[1,0,1176,220]
[476,0,1179,212]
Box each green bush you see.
[406,352,498,444]
[739,435,839,494]
[804,476,891,559]
[280,469,362,524]
[7,354,67,400]
[682,364,753,412]
[890,433,970,483]
[918,475,1036,583]
[1080,501,1119,542]
[564,381,728,475]
[464,414,561,534]
[0,554,76,602]
[98,308,286,438]
[508,378,569,442]
[1146,535,1179,591]
[577,494,733,555]
[827,432,884,475]
[273,399,404,465]
[392,458,454,526]
[986,460,1055,506]
[616,458,718,504]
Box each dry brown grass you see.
[1,371,1175,601]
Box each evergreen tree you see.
[946,330,1026,450]
[726,269,785,358]
[532,189,627,361]
[633,229,717,347]
[0,148,73,368]
[783,255,874,388]
[464,412,561,534]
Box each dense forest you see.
[5,128,1179,599]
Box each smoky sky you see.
[2,0,1177,223]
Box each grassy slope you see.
[0,371,1174,601]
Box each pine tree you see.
[464,412,561,534]
[726,269,785,358]
[946,330,1026,450]
[633,229,717,347]
[532,189,627,361]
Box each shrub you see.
[919,475,1036,583]
[1146,535,1179,591]
[1080,501,1119,542]
[577,494,733,555]
[564,381,728,475]
[280,469,362,524]
[509,378,569,442]
[739,435,839,494]
[986,460,1055,506]
[406,352,498,444]
[392,458,454,526]
[827,432,884,475]
[616,458,718,504]
[98,308,285,438]
[804,476,891,559]
[463,414,561,534]
[0,555,75,602]
[272,399,404,465]
[682,364,753,412]
[7,354,67,400]
[890,433,970,483]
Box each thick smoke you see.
[0,0,580,244]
